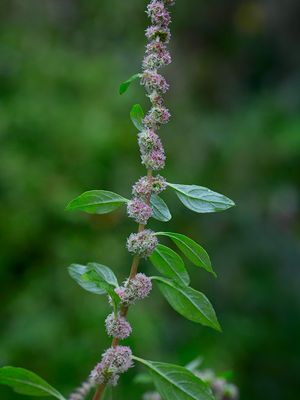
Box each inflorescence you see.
[89,0,174,391]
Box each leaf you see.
[132,357,214,400]
[82,265,120,310]
[0,367,66,399]
[185,357,203,372]
[150,195,172,222]
[152,276,221,331]
[66,190,128,214]
[156,232,215,277]
[119,73,142,95]
[130,104,144,131]
[167,183,235,213]
[68,263,118,295]
[149,244,190,286]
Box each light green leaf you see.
[66,190,128,214]
[156,232,215,277]
[119,73,142,95]
[132,357,214,400]
[150,244,190,286]
[0,367,66,399]
[167,183,235,213]
[68,263,118,295]
[152,276,221,331]
[150,195,172,222]
[130,104,144,131]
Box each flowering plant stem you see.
[0,2,236,400]
[93,169,152,400]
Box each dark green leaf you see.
[152,276,221,331]
[82,265,120,310]
[150,195,172,222]
[130,104,144,131]
[132,357,214,400]
[66,190,128,214]
[0,367,65,399]
[156,232,215,276]
[167,183,235,213]
[150,244,190,286]
[119,73,142,95]
[68,263,118,295]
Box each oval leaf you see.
[167,183,235,213]
[156,232,215,276]
[132,357,214,400]
[119,73,142,95]
[0,367,66,399]
[68,263,118,295]
[66,190,128,215]
[150,244,190,286]
[150,195,172,222]
[152,276,221,331]
[130,104,144,131]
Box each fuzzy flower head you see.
[127,197,152,225]
[141,70,169,94]
[143,42,171,70]
[127,229,158,258]
[126,273,153,300]
[147,0,171,27]
[144,105,171,127]
[145,26,171,43]
[105,312,132,340]
[138,129,162,153]
[115,273,153,306]
[132,175,167,198]
[142,149,166,171]
[90,346,133,387]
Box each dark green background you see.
[1,0,300,399]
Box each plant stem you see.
[92,170,153,399]
[92,383,105,400]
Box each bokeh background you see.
[1,0,300,399]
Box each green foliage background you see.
[1,0,300,399]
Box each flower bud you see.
[127,197,153,225]
[90,346,133,387]
[105,313,132,339]
[127,229,158,258]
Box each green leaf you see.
[119,73,142,95]
[66,190,128,215]
[68,263,118,295]
[150,195,172,222]
[132,357,214,400]
[167,183,235,213]
[185,357,203,372]
[150,244,190,286]
[0,367,66,399]
[152,276,221,331]
[82,265,120,310]
[130,104,144,131]
[156,232,215,277]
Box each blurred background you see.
[1,0,300,399]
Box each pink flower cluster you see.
[147,0,171,27]
[141,70,169,94]
[143,41,171,70]
[127,197,153,225]
[138,129,166,170]
[115,273,153,306]
[127,229,158,258]
[145,25,171,43]
[105,312,132,339]
[90,346,133,387]
[132,175,167,198]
